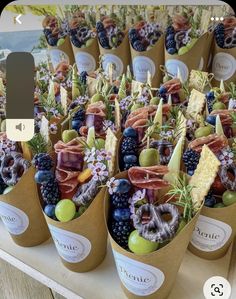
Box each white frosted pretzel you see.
[133,203,180,242]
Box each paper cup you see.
[0,167,50,247]
[130,35,164,87]
[105,171,202,299]
[165,33,208,83]
[99,34,131,80]
[71,38,100,74]
[211,40,236,87]
[189,203,236,260]
[45,187,107,272]
[48,36,75,70]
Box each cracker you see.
[186,89,206,118]
[87,76,97,97]
[189,70,209,92]
[114,99,121,130]
[40,116,49,143]
[177,111,187,141]
[60,86,68,115]
[105,128,118,175]
[189,145,221,210]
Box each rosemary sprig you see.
[227,82,236,99]
[26,133,48,155]
[167,176,196,222]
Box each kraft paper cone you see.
[105,171,202,299]
[130,35,164,87]
[99,34,131,79]
[211,40,236,87]
[0,167,50,247]
[45,187,107,272]
[71,38,100,74]
[189,203,236,260]
[201,32,214,72]
[48,36,75,70]
[165,33,208,83]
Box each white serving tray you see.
[0,221,234,299]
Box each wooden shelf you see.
[0,221,234,299]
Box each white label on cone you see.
[165,59,189,82]
[0,201,29,235]
[113,250,165,296]
[49,49,69,69]
[133,56,156,83]
[212,53,236,81]
[75,52,96,74]
[102,54,123,80]
[191,215,232,252]
[48,225,91,263]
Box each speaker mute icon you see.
[15,123,25,131]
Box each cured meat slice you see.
[188,134,228,154]
[128,166,170,189]
[210,109,236,126]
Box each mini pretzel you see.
[218,163,236,191]
[133,203,180,242]
[128,166,170,189]
[73,179,99,206]
[150,140,174,165]
[0,152,30,186]
[188,134,228,154]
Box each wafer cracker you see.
[177,111,187,142]
[60,86,68,115]
[189,145,220,210]
[114,99,121,130]
[105,128,118,175]
[186,89,206,118]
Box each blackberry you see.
[0,176,7,195]
[166,39,176,49]
[133,40,146,52]
[47,37,58,47]
[121,137,137,155]
[43,28,51,37]
[214,23,225,48]
[33,153,53,171]
[110,220,132,249]
[99,36,110,49]
[96,21,105,33]
[204,190,216,208]
[71,38,82,48]
[69,28,77,36]
[183,149,200,175]
[206,91,215,113]
[41,179,60,205]
[111,192,130,209]
[73,108,85,121]
[79,71,88,85]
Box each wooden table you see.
[0,220,235,299]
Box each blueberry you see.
[44,204,56,218]
[206,91,214,100]
[72,119,83,131]
[35,170,54,184]
[167,47,177,55]
[204,196,216,208]
[166,33,175,41]
[71,38,82,48]
[123,155,137,164]
[112,208,130,221]
[43,28,51,37]
[48,38,58,46]
[206,115,216,126]
[123,127,137,138]
[115,179,131,194]
[96,21,105,33]
[133,40,146,52]
[159,85,167,95]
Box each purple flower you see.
[218,148,234,166]
[89,162,109,182]
[129,189,146,205]
[102,120,116,132]
[119,96,132,111]
[49,123,58,135]
[96,149,111,162]
[106,177,119,195]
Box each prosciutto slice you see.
[128,166,170,190]
[188,134,228,154]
